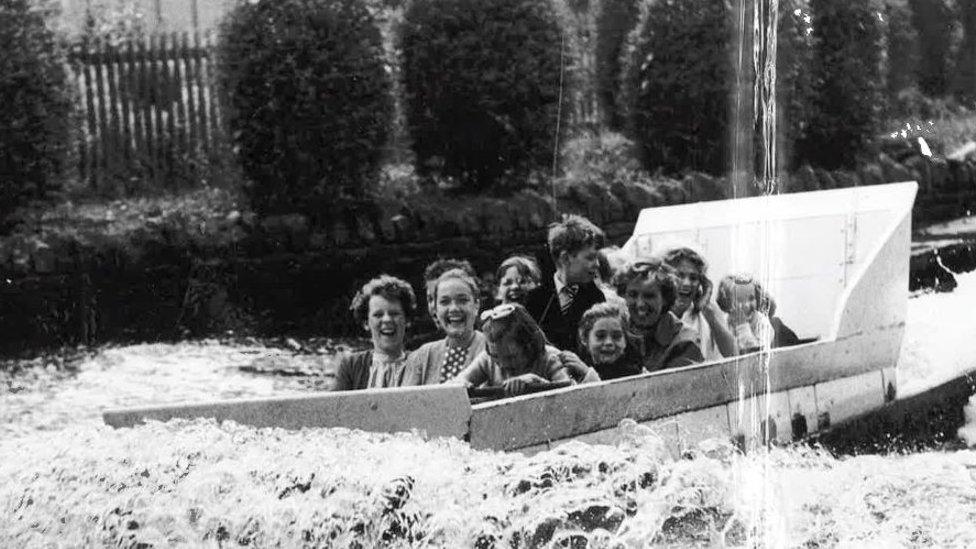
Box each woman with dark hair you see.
[450,303,594,397]
[333,275,417,391]
[613,259,704,372]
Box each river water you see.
[0,273,974,547]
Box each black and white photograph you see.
[2,0,976,545]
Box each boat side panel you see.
[768,328,903,391]
[102,385,473,439]
[513,368,890,455]
[468,360,747,452]
[832,213,911,341]
[814,370,886,427]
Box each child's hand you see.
[503,373,547,397]
[696,276,713,313]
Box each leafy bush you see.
[908,0,960,97]
[622,0,732,175]
[399,0,566,192]
[595,0,639,130]
[216,0,393,219]
[883,0,921,106]
[952,0,976,103]
[798,0,887,170]
[622,0,812,177]
[0,0,75,220]
[556,131,649,188]
[774,0,816,172]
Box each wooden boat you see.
[104,181,918,455]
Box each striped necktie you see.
[559,284,578,313]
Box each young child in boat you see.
[715,274,775,353]
[334,275,416,391]
[662,246,736,361]
[495,255,541,306]
[577,302,644,380]
[450,303,597,397]
[525,214,606,354]
[613,258,704,372]
[405,268,486,384]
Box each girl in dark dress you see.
[577,302,644,380]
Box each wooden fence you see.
[68,32,225,192]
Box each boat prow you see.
[105,182,920,455]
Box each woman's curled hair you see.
[350,274,417,324]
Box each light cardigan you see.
[405,331,487,385]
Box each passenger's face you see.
[624,278,666,331]
[732,282,758,319]
[487,337,531,376]
[673,259,702,315]
[496,266,537,304]
[561,246,600,285]
[364,295,406,355]
[436,278,479,340]
[585,317,627,365]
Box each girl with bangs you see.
[450,303,597,397]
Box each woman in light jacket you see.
[406,268,486,384]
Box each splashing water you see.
[0,271,974,546]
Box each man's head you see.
[548,215,606,285]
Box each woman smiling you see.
[405,269,486,384]
[333,275,416,391]
[614,259,704,372]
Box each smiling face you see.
[364,294,406,356]
[623,278,666,331]
[732,281,759,320]
[436,278,479,341]
[496,266,537,305]
[486,337,531,377]
[560,245,601,285]
[673,259,702,316]
[585,317,627,365]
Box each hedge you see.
[216,0,393,220]
[0,0,75,221]
[399,0,566,192]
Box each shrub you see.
[399,0,566,192]
[0,0,75,220]
[622,0,813,177]
[216,0,393,219]
[798,0,887,170]
[622,0,733,175]
[952,0,976,103]
[774,0,816,172]
[908,0,960,97]
[595,0,640,130]
[883,0,921,107]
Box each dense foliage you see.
[798,0,887,170]
[908,0,959,97]
[399,0,566,191]
[622,0,733,175]
[621,0,813,177]
[216,0,392,219]
[952,0,976,102]
[0,0,75,220]
[595,0,639,130]
[773,0,816,172]
[884,0,922,105]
